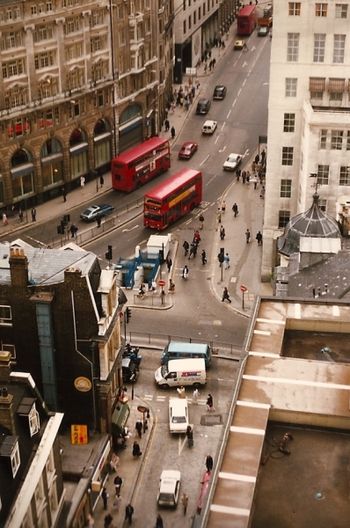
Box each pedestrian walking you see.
[166,255,172,273]
[109,452,119,473]
[254,153,260,165]
[62,186,67,202]
[206,455,214,472]
[70,224,78,238]
[221,200,226,213]
[170,126,176,139]
[188,243,197,259]
[245,229,251,243]
[224,252,230,269]
[220,225,225,240]
[31,208,36,222]
[206,393,214,411]
[96,215,102,228]
[193,230,201,245]
[169,278,175,293]
[201,249,207,265]
[181,492,189,515]
[155,514,164,528]
[182,265,189,279]
[101,487,108,510]
[114,474,123,496]
[113,494,121,511]
[236,168,241,182]
[183,240,189,256]
[232,203,239,217]
[222,287,232,304]
[135,420,143,439]
[18,209,24,222]
[132,441,142,458]
[186,425,194,447]
[164,119,170,131]
[2,213,8,226]
[217,208,222,225]
[256,231,263,245]
[125,503,134,525]
[80,175,85,187]
[193,388,200,404]
[100,175,104,187]
[199,213,204,229]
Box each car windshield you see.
[161,364,168,376]
[159,493,174,502]
[172,416,186,423]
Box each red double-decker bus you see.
[111,137,171,192]
[144,168,202,230]
[237,4,256,35]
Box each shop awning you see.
[111,402,130,435]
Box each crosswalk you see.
[143,393,208,406]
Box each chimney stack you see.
[9,247,28,287]
[0,386,15,434]
[0,351,12,383]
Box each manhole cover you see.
[200,414,223,426]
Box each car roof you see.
[198,98,209,103]
[203,120,216,125]
[228,153,240,158]
[214,85,225,90]
[160,469,181,482]
[181,141,194,147]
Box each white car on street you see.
[202,120,217,135]
[157,469,181,508]
[223,153,243,171]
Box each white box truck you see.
[155,358,206,389]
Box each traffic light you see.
[105,245,113,261]
[125,307,132,323]
[218,247,225,265]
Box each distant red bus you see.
[237,4,256,35]
[144,168,202,230]
[111,137,171,192]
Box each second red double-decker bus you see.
[237,4,256,35]
[111,137,171,192]
[144,168,202,230]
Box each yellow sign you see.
[168,184,195,208]
[71,424,88,445]
[74,376,92,392]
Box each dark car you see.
[122,357,139,383]
[178,141,198,160]
[258,26,269,37]
[196,98,211,115]
[213,85,227,100]
[80,204,114,222]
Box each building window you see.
[199,6,201,18]
[90,9,104,27]
[335,3,348,18]
[317,164,329,184]
[331,130,343,150]
[333,34,345,63]
[183,19,186,33]
[64,16,82,35]
[279,210,290,228]
[91,36,103,52]
[283,113,295,132]
[313,34,326,62]
[34,51,54,70]
[287,33,299,62]
[0,305,12,325]
[10,441,20,477]
[309,77,325,99]
[29,404,40,437]
[2,59,25,78]
[328,77,345,102]
[280,179,292,197]
[0,343,16,359]
[288,2,301,15]
[282,147,293,165]
[188,14,191,28]
[347,131,350,150]
[33,24,53,42]
[193,10,196,23]
[318,199,327,212]
[4,86,28,109]
[319,129,327,149]
[339,166,350,185]
[315,3,328,16]
[0,30,23,50]
[183,0,186,9]
[203,2,205,15]
[285,78,297,97]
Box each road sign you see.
[158,279,166,287]
[240,284,248,293]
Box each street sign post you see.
[240,284,248,309]
[159,279,166,305]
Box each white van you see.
[169,397,189,434]
[155,358,206,388]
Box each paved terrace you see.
[204,298,350,528]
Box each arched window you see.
[10,149,34,200]
[69,128,88,179]
[93,119,111,170]
[41,138,63,188]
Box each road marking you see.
[220,122,226,132]
[207,174,217,185]
[243,148,249,157]
[122,225,139,233]
[231,97,237,108]
[199,154,210,167]
[242,61,248,68]
[218,145,227,153]
[178,435,187,455]
[156,395,166,402]
[214,135,220,145]
[226,109,232,119]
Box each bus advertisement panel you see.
[144,169,202,230]
[111,137,171,192]
[237,4,256,35]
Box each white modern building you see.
[262,0,350,280]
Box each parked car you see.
[223,153,243,171]
[213,85,227,100]
[80,204,114,222]
[122,357,139,383]
[202,120,217,135]
[178,141,198,160]
[196,98,211,115]
[234,39,244,50]
[157,470,181,508]
[258,26,269,36]
[122,344,142,367]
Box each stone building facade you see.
[0,0,174,209]
[262,1,350,279]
